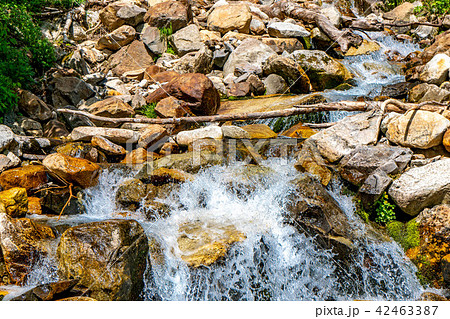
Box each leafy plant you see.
[414,0,450,16]
[159,23,176,55]
[374,193,396,224]
[140,103,158,118]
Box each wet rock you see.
[96,25,136,51]
[108,40,154,77]
[39,186,83,215]
[207,3,252,35]
[309,110,382,162]
[262,54,311,93]
[0,212,55,285]
[116,178,146,209]
[121,148,161,165]
[380,82,416,99]
[0,165,48,193]
[345,40,380,56]
[51,77,95,108]
[42,153,101,189]
[222,125,251,139]
[176,126,223,146]
[57,219,149,301]
[70,126,140,144]
[291,50,352,90]
[92,136,126,156]
[386,110,450,149]
[138,125,168,149]
[56,142,106,163]
[294,140,332,186]
[389,159,450,216]
[136,151,224,175]
[408,204,450,288]
[443,254,450,284]
[80,97,135,127]
[171,24,203,56]
[146,73,220,116]
[408,83,450,103]
[0,125,14,153]
[419,53,450,86]
[11,279,79,301]
[144,167,194,185]
[267,22,310,38]
[339,145,412,186]
[241,124,277,139]
[177,221,246,267]
[0,188,28,218]
[224,38,276,77]
[286,174,354,261]
[228,82,251,97]
[280,122,317,139]
[144,0,191,32]
[141,26,166,56]
[263,74,288,95]
[17,90,53,122]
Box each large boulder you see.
[42,153,101,189]
[339,145,412,186]
[0,165,48,193]
[145,73,220,116]
[57,219,149,300]
[386,110,450,149]
[80,97,135,127]
[51,77,95,108]
[177,221,246,267]
[18,90,53,122]
[107,40,154,77]
[308,110,382,163]
[420,30,450,63]
[207,3,252,35]
[0,187,28,218]
[408,83,450,103]
[136,151,224,176]
[223,38,276,77]
[263,74,289,95]
[99,1,138,31]
[115,178,146,209]
[0,125,14,153]
[176,126,223,146]
[55,142,106,163]
[262,54,311,93]
[96,25,136,51]
[388,159,450,216]
[170,24,203,56]
[144,1,191,32]
[267,22,310,38]
[419,53,450,86]
[291,50,352,90]
[383,2,416,21]
[70,126,140,144]
[116,4,146,26]
[0,212,55,285]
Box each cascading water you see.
[74,159,422,301]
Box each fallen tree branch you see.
[57,100,449,125]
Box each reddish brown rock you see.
[155,97,192,118]
[121,148,162,165]
[145,70,180,84]
[0,187,28,218]
[420,30,450,63]
[144,1,191,32]
[27,197,42,215]
[138,125,168,149]
[81,97,135,127]
[443,129,450,153]
[0,165,48,193]
[42,153,101,188]
[146,73,220,115]
[108,40,154,77]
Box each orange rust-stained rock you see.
[0,165,47,193]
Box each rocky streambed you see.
[1,0,450,301]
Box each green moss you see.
[387,220,420,251]
[140,102,157,119]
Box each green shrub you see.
[374,193,396,224]
[0,1,83,117]
[414,0,450,16]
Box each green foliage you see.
[386,220,420,251]
[159,24,177,55]
[374,193,396,224]
[354,192,397,225]
[414,0,450,16]
[140,103,158,118]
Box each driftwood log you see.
[57,99,450,125]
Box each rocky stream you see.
[0,0,449,301]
